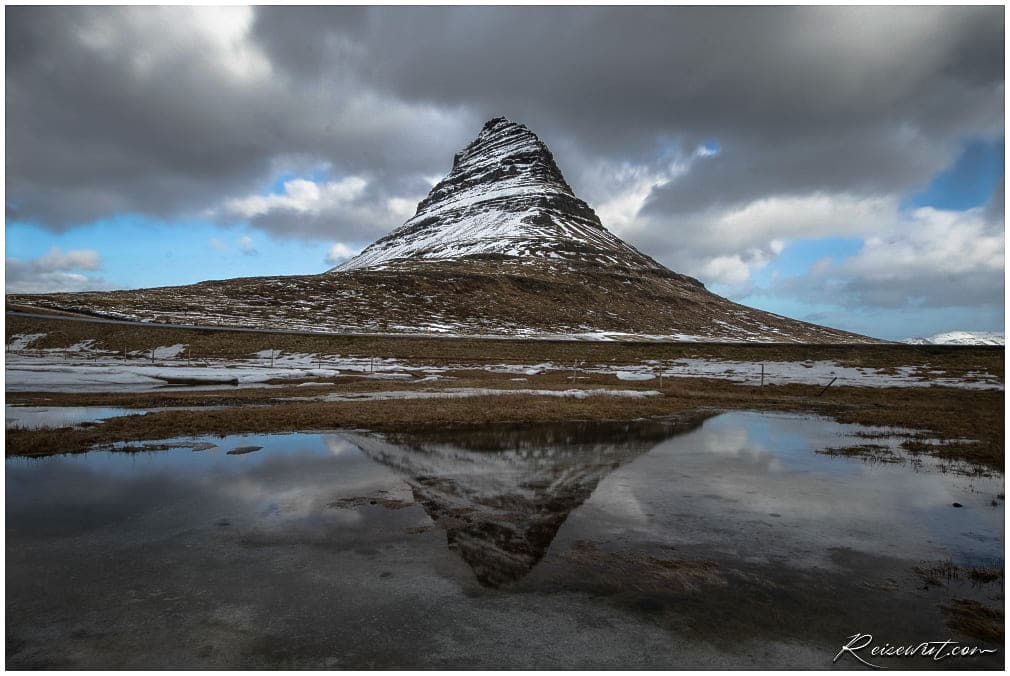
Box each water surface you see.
[5,405,148,429]
[6,412,1003,668]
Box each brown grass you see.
[942,599,1004,643]
[5,258,872,342]
[5,313,1004,468]
[915,560,1004,587]
[816,444,903,463]
[5,310,1003,376]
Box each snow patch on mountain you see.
[903,331,1005,346]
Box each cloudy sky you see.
[5,5,1004,340]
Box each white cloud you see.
[215,173,429,245]
[238,235,258,256]
[801,203,1005,308]
[710,193,894,250]
[32,246,101,272]
[594,162,687,233]
[841,206,1003,280]
[77,6,271,84]
[612,178,1003,313]
[6,247,110,293]
[623,192,902,291]
[209,238,227,252]
[739,196,1005,314]
[324,242,357,265]
[588,146,717,235]
[700,255,752,287]
[223,177,369,219]
[386,197,418,221]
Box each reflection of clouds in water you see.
[207,437,409,527]
[218,477,362,525]
[697,416,971,516]
[591,477,651,524]
[609,412,1003,567]
[695,423,784,471]
[324,435,357,457]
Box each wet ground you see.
[5,411,1004,668]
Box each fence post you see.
[817,377,837,397]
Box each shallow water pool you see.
[5,411,1003,668]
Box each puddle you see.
[5,405,149,429]
[5,412,1003,668]
[5,404,229,429]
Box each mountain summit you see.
[334,117,664,273]
[8,118,877,342]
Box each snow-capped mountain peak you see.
[903,331,1005,346]
[332,117,664,273]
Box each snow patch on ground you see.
[590,359,1001,390]
[4,348,1000,393]
[615,371,656,381]
[7,334,47,350]
[4,357,347,393]
[152,344,187,359]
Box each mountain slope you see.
[6,117,879,343]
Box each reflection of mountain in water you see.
[342,416,709,588]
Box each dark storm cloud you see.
[249,6,1003,195]
[5,6,477,230]
[5,5,1003,245]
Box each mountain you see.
[5,117,877,343]
[335,117,665,274]
[903,331,1005,346]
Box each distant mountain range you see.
[903,331,1005,346]
[6,118,878,343]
